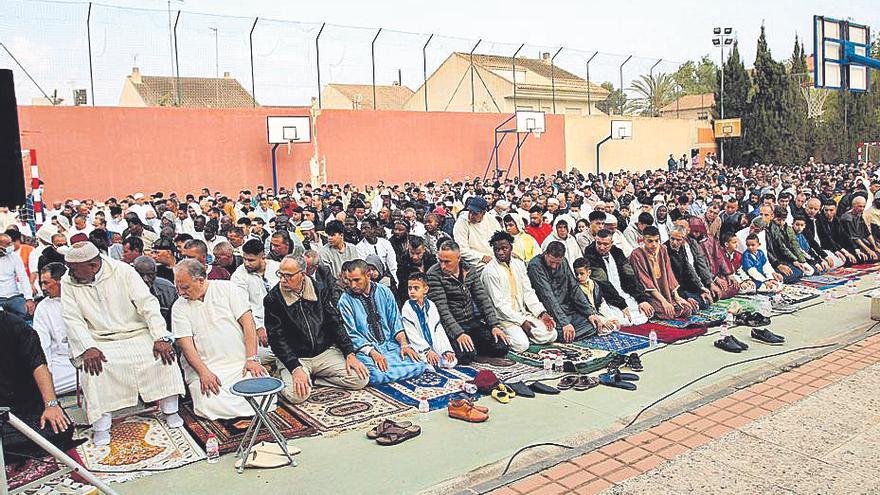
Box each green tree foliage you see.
[628,72,679,116]
[673,56,718,95]
[741,25,790,164]
[779,35,810,164]
[713,41,750,165]
[596,81,629,115]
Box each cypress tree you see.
[781,36,810,164]
[714,41,751,165]
[744,25,788,165]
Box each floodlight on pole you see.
[713,26,734,166]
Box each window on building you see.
[697,110,709,120]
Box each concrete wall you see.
[563,115,704,173]
[17,106,566,201]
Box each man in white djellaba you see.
[61,241,185,446]
[172,259,269,419]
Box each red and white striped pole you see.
[29,149,44,229]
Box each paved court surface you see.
[117,280,880,495]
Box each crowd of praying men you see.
[2,155,879,458]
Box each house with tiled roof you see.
[321,83,414,110]
[119,68,257,108]
[404,52,609,115]
[659,93,715,120]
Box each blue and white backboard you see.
[813,15,871,92]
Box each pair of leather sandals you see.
[598,368,640,391]
[366,419,422,446]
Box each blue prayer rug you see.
[372,367,479,411]
[575,332,650,355]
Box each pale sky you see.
[2,0,878,105]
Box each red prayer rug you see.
[622,323,708,343]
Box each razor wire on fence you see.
[0,0,688,113]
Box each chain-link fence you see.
[1,0,687,113]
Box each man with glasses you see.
[231,239,279,353]
[264,254,369,403]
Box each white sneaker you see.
[164,412,184,428]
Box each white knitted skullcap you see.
[64,241,100,263]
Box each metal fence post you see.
[173,11,181,106]
[249,17,259,107]
[618,55,632,115]
[371,28,382,110]
[649,58,662,116]
[422,34,433,112]
[550,47,562,114]
[511,43,524,111]
[86,2,95,105]
[315,22,326,109]
[586,51,598,116]
[468,39,481,112]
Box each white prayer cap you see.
[55,215,71,231]
[35,224,57,245]
[300,220,315,231]
[547,198,560,205]
[653,195,665,203]
[133,192,145,200]
[603,214,618,225]
[495,199,510,209]
[64,241,100,263]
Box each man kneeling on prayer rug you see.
[61,241,185,446]
[338,259,427,385]
[171,259,268,420]
[264,255,369,404]
[628,227,699,319]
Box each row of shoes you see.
[715,328,785,353]
[554,352,645,392]
[734,311,772,327]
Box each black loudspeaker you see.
[0,69,26,208]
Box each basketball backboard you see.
[814,16,871,92]
[714,118,742,138]
[611,120,632,140]
[515,111,545,134]
[267,116,311,144]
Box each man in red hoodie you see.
[524,206,552,245]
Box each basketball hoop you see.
[800,81,829,120]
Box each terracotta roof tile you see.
[660,93,715,112]
[133,75,256,108]
[327,83,414,110]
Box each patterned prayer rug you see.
[779,284,822,304]
[622,322,708,343]
[650,304,727,329]
[714,296,764,314]
[9,476,96,495]
[466,359,564,384]
[801,274,848,285]
[373,367,478,411]
[510,343,613,374]
[5,456,66,492]
[75,412,205,483]
[287,386,412,433]
[180,402,319,455]
[575,332,650,355]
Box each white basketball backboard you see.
[814,16,871,91]
[267,116,311,144]
[611,120,633,140]
[515,111,545,134]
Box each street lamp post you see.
[713,27,734,167]
[209,27,219,107]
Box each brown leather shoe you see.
[462,397,489,413]
[448,398,489,423]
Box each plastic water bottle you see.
[554,355,564,371]
[648,330,658,348]
[824,290,834,303]
[418,396,430,414]
[719,322,730,338]
[847,280,857,296]
[543,357,553,371]
[206,434,220,464]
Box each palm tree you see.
[628,72,679,117]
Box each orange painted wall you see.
[17,106,566,202]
